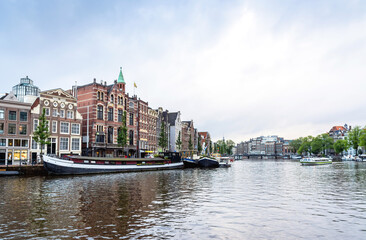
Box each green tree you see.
[209,141,213,154]
[334,139,348,155]
[226,140,235,155]
[197,134,202,154]
[297,136,313,155]
[33,108,51,162]
[290,139,302,154]
[359,128,366,151]
[188,135,193,151]
[176,131,182,151]
[158,121,168,151]
[117,111,128,153]
[347,126,362,155]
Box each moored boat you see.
[183,158,198,168]
[197,156,219,168]
[43,155,183,175]
[300,157,332,165]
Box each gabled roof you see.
[329,126,346,132]
[168,112,179,126]
[41,88,76,101]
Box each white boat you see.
[300,157,332,165]
[342,155,354,161]
[43,155,184,175]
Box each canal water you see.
[1,160,366,239]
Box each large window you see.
[44,108,50,116]
[9,111,16,120]
[8,123,16,134]
[19,124,27,135]
[0,139,5,146]
[67,111,74,119]
[60,122,69,134]
[0,109,4,119]
[31,139,38,149]
[52,109,58,117]
[129,113,134,125]
[129,130,134,145]
[20,111,28,121]
[118,110,123,122]
[71,123,80,135]
[71,138,80,151]
[60,137,69,150]
[97,105,103,120]
[0,123,4,134]
[33,119,39,131]
[52,121,57,133]
[108,108,113,121]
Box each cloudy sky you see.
[1,0,366,143]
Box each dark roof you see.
[168,112,178,126]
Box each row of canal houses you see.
[0,69,212,165]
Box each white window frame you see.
[60,122,70,134]
[71,138,80,151]
[52,109,58,117]
[60,109,65,118]
[60,137,69,151]
[71,123,80,135]
[44,107,50,116]
[67,111,74,119]
[52,121,57,133]
[33,119,39,132]
[31,139,38,150]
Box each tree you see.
[197,134,202,154]
[176,131,182,151]
[347,126,362,155]
[188,135,193,151]
[359,128,366,151]
[33,108,51,162]
[297,136,313,155]
[158,121,168,151]
[290,139,302,154]
[209,141,213,154]
[117,111,128,154]
[334,139,348,155]
[226,140,235,155]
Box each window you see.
[96,134,105,143]
[46,120,50,132]
[71,123,80,135]
[0,139,5,146]
[19,124,27,135]
[14,139,21,147]
[97,91,101,100]
[60,122,69,134]
[110,94,114,103]
[52,109,58,117]
[0,109,4,119]
[118,109,123,122]
[108,108,113,121]
[129,130,134,145]
[101,92,104,101]
[32,139,38,149]
[8,123,16,134]
[60,109,65,118]
[60,137,69,150]
[22,140,28,147]
[67,111,74,119]
[129,113,134,125]
[52,121,57,133]
[8,139,13,146]
[9,111,16,120]
[0,123,3,134]
[33,119,39,131]
[71,138,80,151]
[20,111,28,121]
[44,108,50,116]
[97,105,103,120]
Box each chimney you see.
[93,78,96,83]
[114,80,117,84]
[104,81,107,86]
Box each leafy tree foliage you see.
[176,131,182,151]
[117,111,128,150]
[290,139,302,154]
[297,136,313,155]
[334,139,348,155]
[188,135,193,151]
[33,108,51,161]
[197,134,202,154]
[158,121,168,151]
[347,126,363,155]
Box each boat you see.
[182,158,198,168]
[197,155,220,168]
[300,157,332,165]
[43,155,184,175]
[219,157,232,168]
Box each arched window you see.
[110,94,114,103]
[97,91,100,100]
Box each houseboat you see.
[43,155,183,175]
[300,157,332,166]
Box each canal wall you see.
[0,164,48,176]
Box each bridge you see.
[234,154,290,160]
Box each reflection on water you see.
[1,161,366,239]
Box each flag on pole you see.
[134,82,137,88]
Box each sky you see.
[1,0,366,143]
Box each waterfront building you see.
[237,135,285,156]
[156,108,170,152]
[12,76,40,103]
[77,68,129,157]
[147,108,158,152]
[0,92,32,165]
[329,125,348,141]
[181,120,196,157]
[29,89,82,160]
[282,140,294,155]
[137,98,149,155]
[167,111,182,152]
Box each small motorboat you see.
[300,157,332,165]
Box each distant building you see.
[168,111,182,152]
[236,135,285,156]
[329,125,348,141]
[12,76,40,103]
[198,131,212,155]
